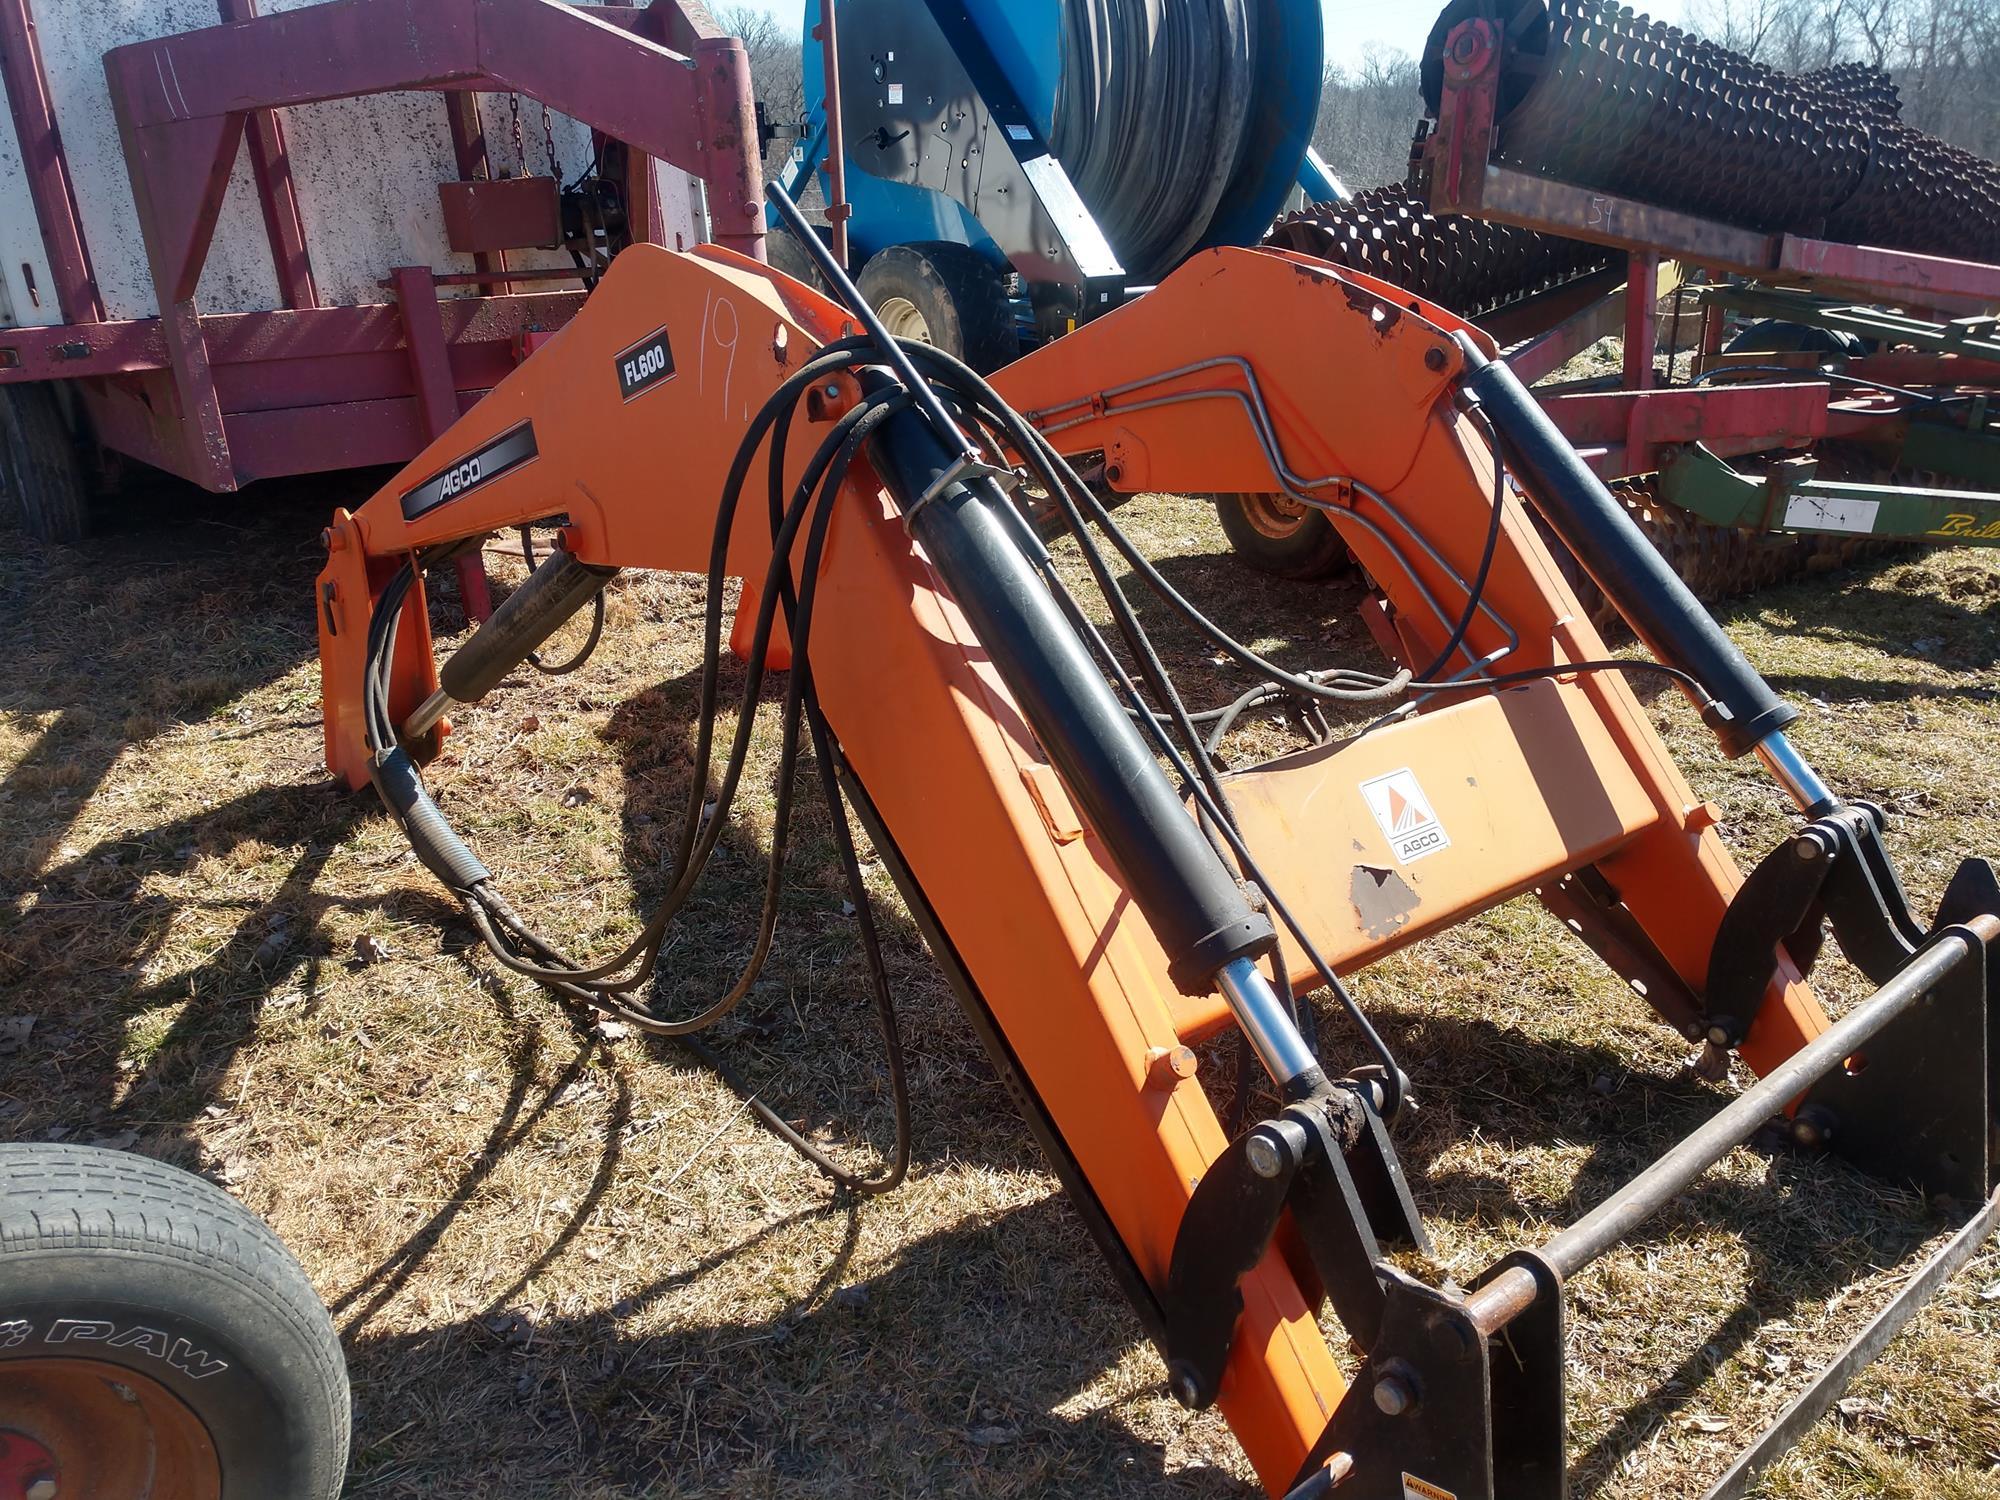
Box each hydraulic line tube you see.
[857,380,1321,1088]
[1454,333,1798,759]
[405,548,618,740]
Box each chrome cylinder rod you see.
[1217,956,1322,1090]
[1754,730,1838,815]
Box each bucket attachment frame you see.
[1276,918,1996,1500]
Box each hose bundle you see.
[1051,0,1260,280]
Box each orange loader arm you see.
[316,241,1978,1499]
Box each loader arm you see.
[316,238,1996,1498]
[989,247,1834,1079]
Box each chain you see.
[541,101,563,184]
[507,92,526,177]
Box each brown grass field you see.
[2,465,1998,1499]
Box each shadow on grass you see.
[341,1192,1252,1499]
[1342,1002,1945,1493]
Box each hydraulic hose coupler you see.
[404,548,618,740]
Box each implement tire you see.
[0,383,90,543]
[0,1143,350,1499]
[1215,492,1353,581]
[856,242,1019,373]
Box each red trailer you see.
[0,0,763,611]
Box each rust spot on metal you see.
[1351,864,1419,941]
[1338,284,1401,333]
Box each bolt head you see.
[1795,838,1823,861]
[1372,1375,1414,1417]
[1425,347,1448,372]
[1168,1363,1204,1408]
[1244,1132,1286,1180]
[25,1478,57,1500]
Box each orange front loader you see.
[314,200,1999,1498]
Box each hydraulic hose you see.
[1051,0,1259,280]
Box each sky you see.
[721,0,1696,70]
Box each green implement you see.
[1660,442,2000,545]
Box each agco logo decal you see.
[400,421,540,521]
[1360,768,1451,865]
[438,456,484,499]
[0,1316,230,1378]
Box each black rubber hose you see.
[1052,0,1259,280]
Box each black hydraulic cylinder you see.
[440,548,616,705]
[860,384,1276,991]
[1455,333,1796,757]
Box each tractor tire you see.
[856,241,1018,373]
[1724,318,1869,358]
[0,1143,350,1500]
[1214,492,1353,581]
[768,225,834,295]
[0,382,90,543]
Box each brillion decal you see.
[400,422,539,521]
[615,326,676,402]
[1360,768,1450,865]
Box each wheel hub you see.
[1236,492,1312,540]
[0,1360,220,1500]
[874,295,934,345]
[0,1429,57,1500]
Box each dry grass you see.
[2,474,1997,1500]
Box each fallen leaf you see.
[351,933,392,965]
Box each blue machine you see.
[773,0,1328,362]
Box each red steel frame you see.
[1424,15,2000,478]
[0,0,764,511]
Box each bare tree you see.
[714,4,806,142]
[1311,48,1425,192]
[1686,0,2000,154]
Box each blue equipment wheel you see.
[856,242,1019,374]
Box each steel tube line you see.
[1466,926,1979,1336]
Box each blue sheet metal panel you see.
[1200,0,1326,251]
[957,0,1062,136]
[795,0,1005,264]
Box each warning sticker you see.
[1360,768,1450,865]
[1783,492,1879,535]
[1402,1476,1457,1500]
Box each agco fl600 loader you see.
[294,183,2000,1499]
